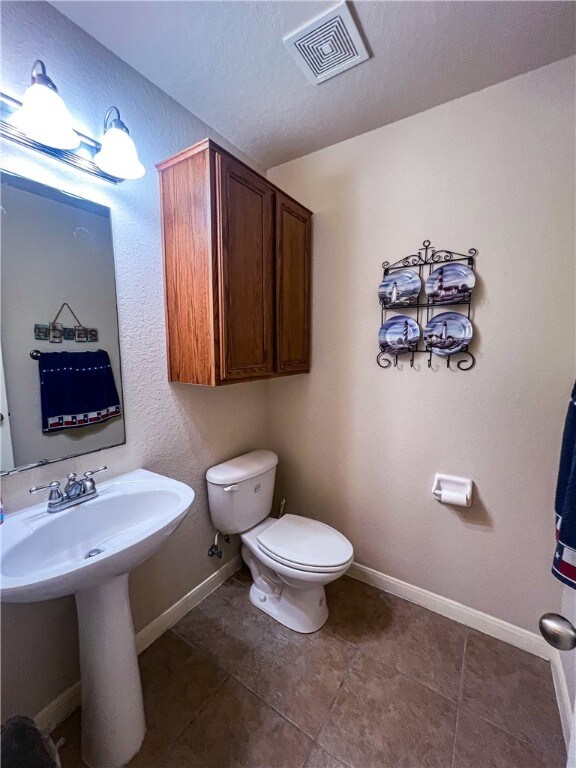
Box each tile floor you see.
[53,569,566,768]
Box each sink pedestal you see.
[75,574,146,768]
[0,469,195,764]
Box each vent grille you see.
[284,2,369,84]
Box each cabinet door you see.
[275,194,311,374]
[217,154,275,382]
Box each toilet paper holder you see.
[432,473,473,507]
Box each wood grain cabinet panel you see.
[275,194,311,374]
[217,154,274,381]
[157,139,312,386]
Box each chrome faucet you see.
[30,466,107,513]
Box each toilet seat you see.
[256,546,353,573]
[256,514,353,572]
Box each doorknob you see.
[539,612,576,651]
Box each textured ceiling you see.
[50,1,575,168]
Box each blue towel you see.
[38,350,121,433]
[552,381,576,588]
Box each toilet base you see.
[249,582,329,633]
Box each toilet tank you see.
[206,450,278,534]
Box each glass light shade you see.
[10,82,80,150]
[94,126,145,180]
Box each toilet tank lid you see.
[206,450,278,485]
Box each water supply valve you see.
[207,531,231,559]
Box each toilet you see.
[206,450,353,633]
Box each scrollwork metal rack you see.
[377,240,477,371]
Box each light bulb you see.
[94,107,145,180]
[10,60,79,150]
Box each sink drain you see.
[85,548,103,558]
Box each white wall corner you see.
[550,648,574,749]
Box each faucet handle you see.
[30,480,60,493]
[82,466,107,493]
[64,472,77,491]
[29,481,64,504]
[83,466,107,479]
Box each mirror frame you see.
[0,170,126,475]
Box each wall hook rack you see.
[377,240,477,371]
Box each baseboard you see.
[34,680,81,737]
[348,562,572,747]
[35,557,572,748]
[34,555,241,734]
[348,562,550,656]
[550,649,573,747]
[135,555,241,654]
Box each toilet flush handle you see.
[224,484,239,492]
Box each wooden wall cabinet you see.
[157,139,311,386]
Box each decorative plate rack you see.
[377,240,478,371]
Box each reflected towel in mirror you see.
[38,350,121,433]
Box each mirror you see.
[1,171,125,474]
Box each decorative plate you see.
[379,316,420,356]
[378,269,421,308]
[425,263,475,305]
[424,312,473,356]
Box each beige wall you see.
[268,57,575,633]
[0,1,269,719]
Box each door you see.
[217,153,274,382]
[539,610,576,766]
[570,704,576,768]
[275,193,311,374]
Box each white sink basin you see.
[1,469,194,602]
[0,468,194,768]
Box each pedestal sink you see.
[0,469,195,768]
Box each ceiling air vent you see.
[283,2,369,85]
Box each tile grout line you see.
[311,647,360,768]
[226,667,319,742]
[457,630,564,764]
[323,584,467,704]
[458,705,566,765]
[349,644,463,708]
[226,584,464,731]
[373,659,463,706]
[168,625,241,678]
[308,588,388,768]
[231,576,250,588]
[450,708,461,768]
[152,675,230,767]
[217,621,360,764]
[450,629,469,768]
[170,603,319,748]
[172,578,564,767]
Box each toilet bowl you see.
[206,450,353,633]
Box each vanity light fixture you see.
[1,60,145,184]
[94,107,145,180]
[9,60,79,150]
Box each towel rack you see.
[30,349,105,360]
